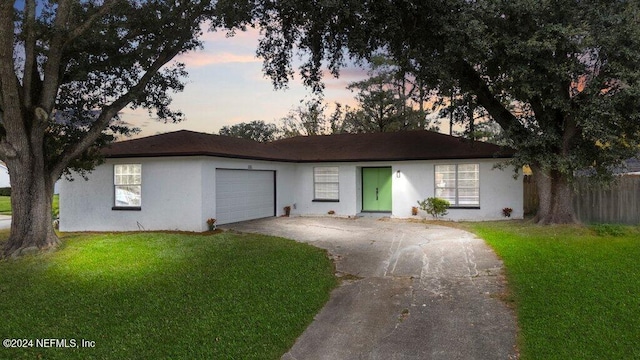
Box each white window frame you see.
[114,164,142,209]
[434,164,480,207]
[313,166,340,201]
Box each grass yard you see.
[0,231,337,359]
[471,221,640,360]
[0,194,59,216]
[0,196,10,215]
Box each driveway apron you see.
[226,217,517,360]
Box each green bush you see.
[0,187,10,196]
[417,197,450,218]
[590,223,628,237]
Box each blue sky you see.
[121,28,368,138]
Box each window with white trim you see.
[114,164,142,208]
[313,167,339,201]
[435,164,479,207]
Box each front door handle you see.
[376,187,379,200]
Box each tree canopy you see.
[339,55,438,133]
[250,0,640,223]
[0,0,238,256]
[219,120,280,142]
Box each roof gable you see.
[102,130,514,162]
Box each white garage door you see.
[216,169,276,225]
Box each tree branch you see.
[39,0,72,113]
[456,59,529,140]
[34,0,119,128]
[62,0,120,49]
[50,46,184,180]
[22,0,37,108]
[48,0,208,181]
[0,3,25,134]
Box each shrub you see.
[417,197,450,218]
[206,218,217,231]
[0,187,10,196]
[590,223,627,237]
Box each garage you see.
[215,169,276,225]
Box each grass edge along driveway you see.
[470,221,640,360]
[0,231,337,359]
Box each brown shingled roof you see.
[103,129,513,162]
[268,131,513,161]
[102,130,284,161]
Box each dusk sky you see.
[121,28,369,138]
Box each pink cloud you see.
[323,66,368,90]
[177,51,260,67]
[200,25,261,44]
[175,25,263,67]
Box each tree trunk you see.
[532,166,577,224]
[2,157,60,258]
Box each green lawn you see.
[0,196,10,215]
[0,231,337,359]
[0,194,59,216]
[471,221,640,360]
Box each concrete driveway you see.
[226,217,517,360]
[0,215,10,230]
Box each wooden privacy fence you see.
[523,175,640,225]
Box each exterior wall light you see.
[396,170,401,178]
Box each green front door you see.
[362,167,392,211]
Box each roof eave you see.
[104,152,298,162]
[104,152,513,163]
[291,155,513,163]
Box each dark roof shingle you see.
[268,131,512,162]
[102,130,513,162]
[102,130,284,161]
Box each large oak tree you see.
[250,0,640,224]
[0,0,239,257]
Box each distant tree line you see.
[219,55,452,142]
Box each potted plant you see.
[502,207,513,218]
[284,205,291,217]
[206,218,217,231]
[411,206,419,216]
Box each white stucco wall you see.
[292,159,522,221]
[60,157,206,232]
[291,163,360,217]
[60,156,522,232]
[60,156,297,232]
[0,164,10,188]
[392,159,523,221]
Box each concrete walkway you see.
[0,215,11,230]
[226,217,517,360]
